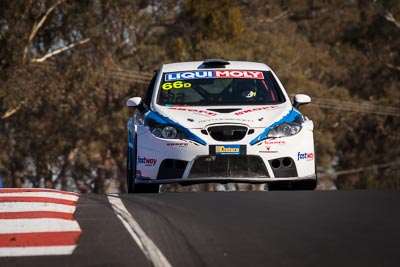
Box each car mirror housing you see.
[126,97,142,107]
[293,94,311,109]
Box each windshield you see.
[157,70,286,106]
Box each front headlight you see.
[162,126,178,139]
[151,125,183,139]
[267,122,302,138]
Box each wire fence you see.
[108,67,400,116]
[310,96,400,117]
[318,161,400,178]
[108,68,153,85]
[34,63,400,117]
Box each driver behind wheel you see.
[231,79,258,100]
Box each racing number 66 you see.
[162,81,191,90]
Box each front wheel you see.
[126,147,135,193]
[268,179,317,191]
[131,183,160,193]
[127,156,160,193]
[127,148,160,193]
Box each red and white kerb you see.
[0,188,82,257]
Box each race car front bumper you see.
[134,174,317,185]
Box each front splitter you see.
[135,174,317,185]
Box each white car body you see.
[126,59,316,192]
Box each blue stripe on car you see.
[144,111,207,145]
[249,108,302,145]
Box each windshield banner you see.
[165,70,264,81]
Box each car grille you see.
[206,125,248,141]
[188,155,269,178]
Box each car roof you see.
[160,60,273,73]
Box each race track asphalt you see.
[1,189,399,267]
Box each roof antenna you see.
[204,37,208,58]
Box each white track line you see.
[107,195,172,267]
[0,202,77,213]
[0,246,76,257]
[0,218,81,234]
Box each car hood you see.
[152,104,292,129]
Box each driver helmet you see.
[232,79,257,99]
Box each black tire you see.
[291,179,317,190]
[127,151,160,193]
[126,147,135,193]
[126,129,137,193]
[267,181,291,191]
[268,179,317,191]
[131,183,160,193]
[126,133,160,193]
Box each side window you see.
[143,70,158,108]
[265,71,286,103]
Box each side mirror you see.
[126,97,142,107]
[293,94,311,109]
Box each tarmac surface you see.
[1,189,400,266]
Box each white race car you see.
[126,59,317,193]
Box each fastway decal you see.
[297,152,314,161]
[165,70,264,81]
[137,156,157,166]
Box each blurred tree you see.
[0,0,174,192]
[280,0,400,188]
[162,0,244,60]
[0,0,398,192]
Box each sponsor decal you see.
[297,152,314,161]
[215,70,263,79]
[162,81,191,90]
[264,140,286,149]
[198,118,254,123]
[259,140,286,153]
[165,71,213,81]
[137,156,157,166]
[165,70,264,81]
[234,106,278,116]
[264,140,286,145]
[168,107,218,117]
[215,145,240,155]
[166,142,188,147]
[258,148,278,153]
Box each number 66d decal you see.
[162,81,191,90]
